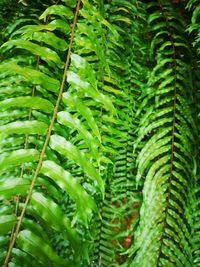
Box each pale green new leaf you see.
[0,121,48,137]
[29,32,68,51]
[0,96,54,113]
[14,24,57,39]
[48,19,71,34]
[62,92,101,141]
[39,5,73,22]
[191,5,200,24]
[0,179,30,200]
[0,149,39,170]
[40,160,97,226]
[16,230,71,267]
[2,40,63,68]
[10,248,43,267]
[49,134,105,197]
[0,62,60,92]
[67,71,116,115]
[57,111,100,158]
[30,192,82,248]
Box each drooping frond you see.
[128,1,198,266]
[187,0,200,54]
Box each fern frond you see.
[89,0,149,265]
[129,1,198,266]
[0,1,93,265]
[187,0,200,56]
[0,0,126,265]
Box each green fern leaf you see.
[49,135,105,197]
[40,160,97,226]
[39,5,74,22]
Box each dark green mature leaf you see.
[0,215,17,235]
[128,1,197,267]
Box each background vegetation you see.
[0,0,199,266]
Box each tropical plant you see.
[0,0,199,266]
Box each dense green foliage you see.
[0,0,199,266]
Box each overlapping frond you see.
[89,1,149,265]
[0,0,120,265]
